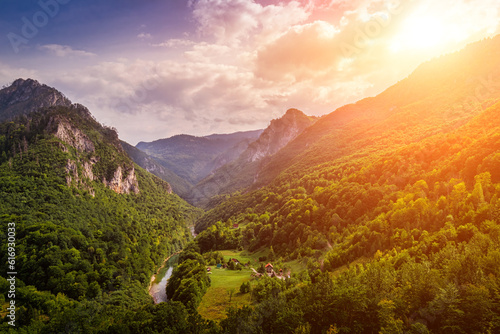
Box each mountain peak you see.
[285,108,305,117]
[0,78,72,122]
[246,109,316,163]
[11,78,41,88]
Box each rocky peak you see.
[0,78,72,121]
[243,108,316,162]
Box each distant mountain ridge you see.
[189,108,318,206]
[121,141,190,195]
[136,130,263,185]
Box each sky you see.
[0,0,498,145]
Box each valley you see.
[1,34,500,334]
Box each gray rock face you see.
[52,118,139,195]
[242,109,316,163]
[53,117,96,153]
[102,166,140,195]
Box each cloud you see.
[183,42,234,62]
[255,21,342,82]
[137,33,152,40]
[0,62,37,87]
[39,44,96,57]
[152,39,196,48]
[45,58,283,144]
[191,0,310,45]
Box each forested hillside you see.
[253,36,500,189]
[0,95,200,332]
[188,37,500,333]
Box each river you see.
[149,253,179,304]
[149,225,196,304]
[149,265,174,304]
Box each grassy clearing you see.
[219,249,262,266]
[198,265,255,320]
[198,249,309,320]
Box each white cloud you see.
[0,62,38,87]
[45,58,283,144]
[39,44,96,58]
[152,39,196,48]
[191,0,310,46]
[137,33,152,40]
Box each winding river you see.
[149,226,196,304]
[149,266,174,304]
[149,253,178,304]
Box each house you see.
[265,263,273,274]
[216,263,222,269]
[207,267,211,272]
[233,224,239,229]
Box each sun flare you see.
[390,15,447,52]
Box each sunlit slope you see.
[256,36,500,188]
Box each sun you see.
[390,15,447,52]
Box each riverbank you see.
[148,252,180,304]
[149,225,197,303]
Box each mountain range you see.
[129,108,317,206]
[1,35,500,333]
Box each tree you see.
[240,281,251,294]
[378,299,404,334]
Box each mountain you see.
[0,78,72,122]
[0,79,200,332]
[253,35,500,188]
[197,36,500,231]
[4,35,500,334]
[186,36,500,333]
[136,130,263,185]
[190,108,317,206]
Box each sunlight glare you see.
[390,15,446,52]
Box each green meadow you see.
[198,250,307,320]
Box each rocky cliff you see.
[241,109,317,163]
